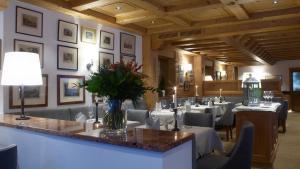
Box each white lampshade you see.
[1,52,42,86]
[182,64,192,72]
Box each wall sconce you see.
[204,75,213,81]
[86,59,94,71]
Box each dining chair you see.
[215,103,235,141]
[184,112,214,127]
[0,144,18,169]
[197,121,254,169]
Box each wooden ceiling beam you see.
[156,16,300,41]
[149,7,300,34]
[20,0,147,35]
[125,0,190,26]
[220,0,249,20]
[69,0,119,11]
[165,0,223,15]
[221,36,276,65]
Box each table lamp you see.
[1,52,43,120]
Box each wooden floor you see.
[221,112,300,169]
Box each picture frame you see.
[57,45,78,71]
[58,20,78,44]
[120,32,135,55]
[99,52,114,67]
[57,75,85,105]
[9,74,48,109]
[16,6,43,37]
[120,54,135,64]
[14,39,44,68]
[81,26,97,44]
[100,30,114,50]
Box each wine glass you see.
[263,91,267,103]
[161,100,167,109]
[269,91,274,103]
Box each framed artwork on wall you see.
[57,75,85,105]
[9,74,48,109]
[16,6,43,37]
[58,20,78,44]
[14,39,44,68]
[120,54,135,64]
[81,26,97,44]
[57,45,78,71]
[100,30,114,50]
[120,32,135,55]
[99,52,114,67]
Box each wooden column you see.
[193,55,203,97]
[142,35,156,109]
[226,65,235,80]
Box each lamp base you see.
[16,116,30,120]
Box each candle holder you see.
[172,108,180,131]
[94,101,100,125]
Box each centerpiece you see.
[82,60,155,133]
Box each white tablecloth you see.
[233,102,281,113]
[136,125,224,157]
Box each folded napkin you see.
[145,116,160,130]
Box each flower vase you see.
[103,99,125,134]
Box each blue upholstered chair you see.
[197,122,254,169]
[215,103,235,141]
[184,112,214,127]
[0,144,18,169]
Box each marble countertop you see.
[0,114,194,152]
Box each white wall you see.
[1,0,142,113]
[238,60,300,91]
[0,11,3,114]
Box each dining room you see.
[0,0,300,169]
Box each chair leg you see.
[283,120,286,133]
[225,126,229,141]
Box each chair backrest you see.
[184,112,214,127]
[127,109,149,123]
[217,103,235,126]
[222,122,254,169]
[0,144,18,169]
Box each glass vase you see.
[103,99,126,134]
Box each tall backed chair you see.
[184,112,214,127]
[197,122,254,169]
[215,103,235,141]
[0,144,18,169]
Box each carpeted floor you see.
[219,112,300,169]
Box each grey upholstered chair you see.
[272,97,288,133]
[126,109,149,123]
[184,112,214,127]
[215,103,235,141]
[197,122,254,169]
[0,144,18,169]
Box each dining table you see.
[136,124,224,158]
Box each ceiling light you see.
[151,20,155,24]
[273,0,278,4]
[115,6,121,10]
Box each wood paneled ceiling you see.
[20,0,300,65]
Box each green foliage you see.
[83,61,156,102]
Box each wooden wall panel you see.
[203,80,243,96]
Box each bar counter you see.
[0,114,194,169]
[0,114,194,152]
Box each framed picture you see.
[9,74,48,108]
[14,39,44,68]
[120,54,135,64]
[120,32,135,55]
[57,45,78,71]
[99,52,114,67]
[81,26,96,44]
[58,20,78,44]
[16,6,43,37]
[100,30,114,50]
[57,75,85,105]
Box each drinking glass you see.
[269,91,274,103]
